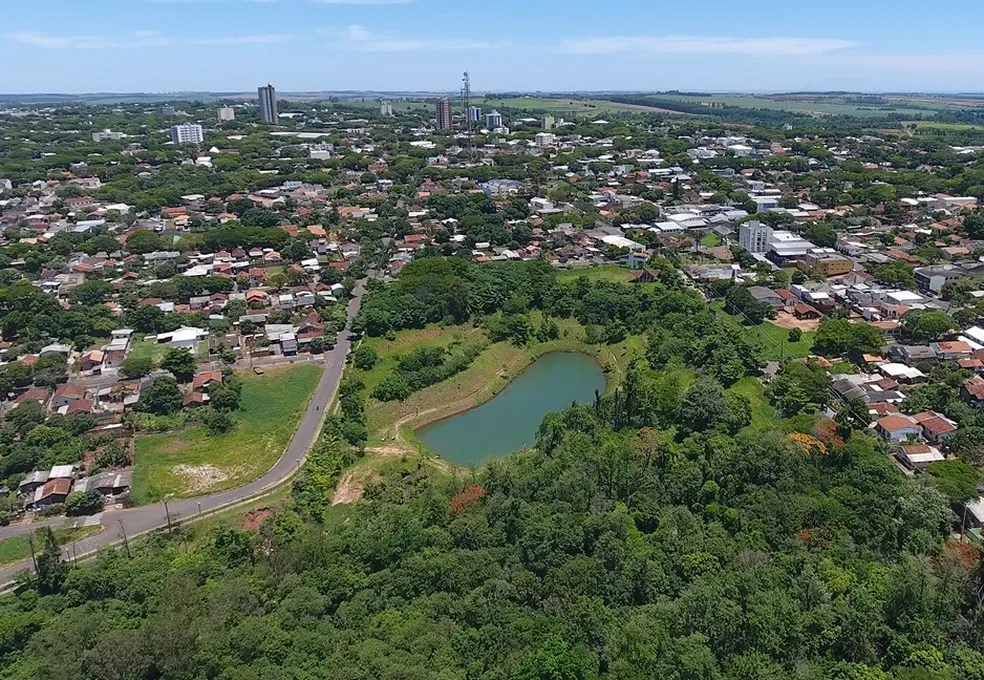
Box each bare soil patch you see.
[773,312,821,332]
[331,471,364,506]
[241,507,273,531]
[172,464,235,494]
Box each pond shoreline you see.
[414,349,604,433]
[389,342,607,449]
[415,352,606,465]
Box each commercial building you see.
[170,124,204,145]
[435,98,452,130]
[766,230,814,266]
[485,109,503,129]
[258,84,279,124]
[217,106,235,122]
[738,220,770,254]
[799,248,854,277]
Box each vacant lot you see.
[131,363,322,504]
[712,302,816,361]
[0,525,103,567]
[556,264,637,284]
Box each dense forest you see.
[0,389,980,679]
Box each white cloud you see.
[186,34,293,45]
[560,35,859,56]
[330,24,504,51]
[6,31,171,49]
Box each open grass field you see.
[0,525,103,567]
[712,301,816,361]
[556,264,637,284]
[131,363,323,504]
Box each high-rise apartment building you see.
[485,109,503,130]
[468,106,482,123]
[543,115,555,130]
[217,106,236,122]
[170,123,204,145]
[738,220,771,254]
[379,101,394,117]
[435,98,452,130]
[258,84,279,124]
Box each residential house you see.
[27,478,72,510]
[747,286,782,308]
[914,411,958,443]
[897,443,946,470]
[875,414,923,443]
[931,340,973,360]
[962,376,984,408]
[51,384,88,410]
[191,370,223,393]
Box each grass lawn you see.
[727,377,776,431]
[127,338,166,364]
[131,363,323,504]
[556,265,637,284]
[700,233,723,248]
[712,302,815,361]
[0,525,103,567]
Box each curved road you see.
[0,277,369,585]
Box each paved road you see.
[0,277,369,585]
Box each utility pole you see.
[164,495,173,533]
[27,534,37,573]
[118,519,131,558]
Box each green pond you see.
[417,352,606,465]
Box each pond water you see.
[417,352,606,466]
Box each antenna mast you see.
[462,71,475,162]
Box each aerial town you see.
[7,76,984,675]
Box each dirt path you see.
[331,470,363,505]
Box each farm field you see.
[647,93,938,118]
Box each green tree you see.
[33,527,68,595]
[679,377,727,433]
[120,356,154,379]
[901,310,956,342]
[160,348,196,382]
[65,490,103,516]
[353,344,379,370]
[136,376,183,415]
[125,230,163,254]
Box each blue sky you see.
[3,0,984,93]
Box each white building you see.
[535,132,557,147]
[767,230,814,264]
[379,101,394,117]
[217,106,235,122]
[485,110,503,129]
[92,129,124,142]
[738,220,771,254]
[170,124,204,145]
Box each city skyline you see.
[6,1,984,93]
